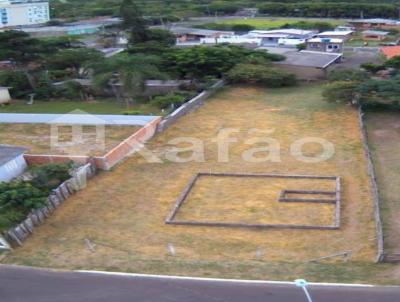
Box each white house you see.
[248,29,316,46]
[0,0,50,28]
[0,145,28,182]
[200,35,262,46]
[0,87,11,104]
[316,31,354,41]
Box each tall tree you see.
[120,0,148,44]
[92,54,167,109]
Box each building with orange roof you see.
[381,46,400,59]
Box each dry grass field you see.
[176,175,337,226]
[4,84,394,283]
[0,124,139,156]
[366,112,400,255]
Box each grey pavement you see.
[1,265,400,302]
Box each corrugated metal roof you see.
[0,145,27,166]
[275,51,342,68]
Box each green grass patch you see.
[214,17,345,29]
[0,99,163,115]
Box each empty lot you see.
[3,85,385,282]
[0,124,139,156]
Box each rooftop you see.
[362,30,390,36]
[381,46,400,58]
[250,29,315,35]
[307,37,344,43]
[349,18,400,25]
[0,145,27,166]
[275,50,342,68]
[317,31,353,36]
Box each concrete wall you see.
[0,88,11,104]
[0,155,27,182]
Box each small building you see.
[273,50,342,80]
[316,31,353,42]
[168,27,234,44]
[348,18,400,30]
[0,0,49,28]
[0,145,28,182]
[362,30,389,41]
[0,87,11,104]
[381,46,400,58]
[249,29,316,46]
[306,38,344,53]
[335,26,355,32]
[200,35,262,46]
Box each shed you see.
[0,87,11,104]
[316,31,353,41]
[0,145,28,182]
[273,51,342,80]
[362,30,389,41]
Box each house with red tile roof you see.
[381,46,400,59]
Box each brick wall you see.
[23,117,162,171]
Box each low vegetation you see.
[3,85,385,283]
[323,62,400,110]
[0,163,72,231]
[227,64,296,87]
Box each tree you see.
[227,63,296,87]
[0,70,32,98]
[163,45,284,80]
[328,69,370,82]
[45,48,104,77]
[357,77,400,109]
[92,54,167,108]
[208,1,240,15]
[120,0,148,44]
[322,81,360,105]
[385,56,400,69]
[231,24,255,33]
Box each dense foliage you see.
[227,63,296,87]
[323,64,400,109]
[0,162,72,230]
[48,0,400,20]
[162,45,285,80]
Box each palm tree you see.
[92,54,167,109]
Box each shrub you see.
[29,162,73,191]
[0,181,48,211]
[322,81,360,104]
[231,24,255,33]
[227,64,296,87]
[357,77,400,109]
[361,62,385,73]
[328,69,370,82]
[0,70,31,98]
[123,110,144,115]
[385,56,400,69]
[151,93,186,109]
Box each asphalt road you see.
[1,265,400,302]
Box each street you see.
[1,265,400,302]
